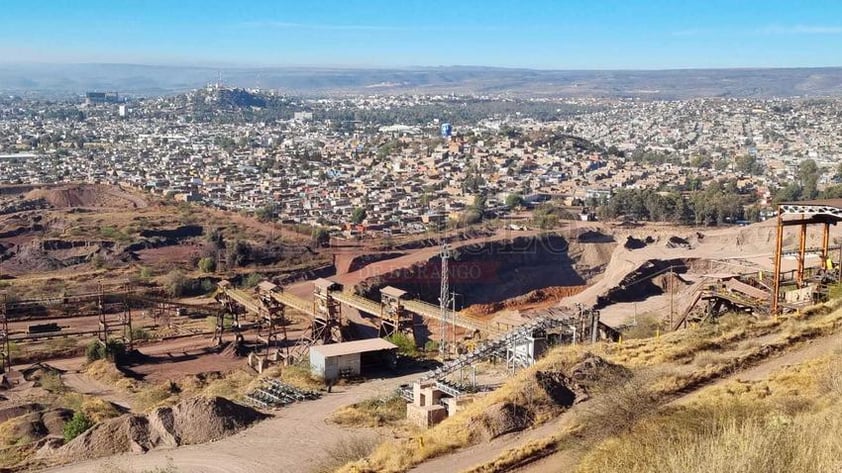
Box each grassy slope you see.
[341,300,842,473]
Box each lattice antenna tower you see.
[439,242,451,358]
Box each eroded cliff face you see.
[355,234,614,306]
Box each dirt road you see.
[61,372,134,411]
[43,373,418,473]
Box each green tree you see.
[162,270,189,297]
[255,204,277,222]
[351,207,367,224]
[505,193,525,209]
[735,154,763,175]
[240,273,265,289]
[206,228,225,249]
[312,227,330,247]
[471,193,487,212]
[225,240,252,268]
[798,158,820,200]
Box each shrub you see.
[162,270,189,297]
[91,254,106,269]
[131,328,152,341]
[85,339,125,362]
[240,273,265,289]
[138,266,153,280]
[85,341,106,362]
[623,314,662,339]
[424,340,440,353]
[386,332,417,356]
[312,436,379,473]
[105,339,126,360]
[198,257,216,273]
[331,394,407,427]
[63,412,93,442]
[39,371,66,393]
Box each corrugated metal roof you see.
[310,338,397,358]
[380,286,408,299]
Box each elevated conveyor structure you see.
[266,290,315,316]
[403,299,495,334]
[330,291,383,318]
[399,307,607,401]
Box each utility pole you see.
[0,295,8,374]
[451,291,460,356]
[669,266,674,329]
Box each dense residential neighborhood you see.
[2,86,842,232]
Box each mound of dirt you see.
[54,396,267,463]
[155,396,267,444]
[536,354,630,406]
[0,407,72,448]
[58,414,152,460]
[463,285,588,317]
[0,403,42,423]
[24,185,147,209]
[476,402,534,440]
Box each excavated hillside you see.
[354,232,617,309]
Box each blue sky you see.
[1,0,841,69]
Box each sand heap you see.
[52,396,267,463]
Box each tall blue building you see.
[440,122,452,139]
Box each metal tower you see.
[439,243,451,357]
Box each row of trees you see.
[598,183,754,226]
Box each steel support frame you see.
[97,283,134,350]
[313,291,342,344]
[257,294,288,360]
[213,290,243,346]
[772,208,841,315]
[0,296,9,374]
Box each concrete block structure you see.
[309,338,397,382]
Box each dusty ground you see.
[5,213,838,472]
[42,373,418,473]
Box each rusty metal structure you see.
[672,200,842,328]
[97,283,134,350]
[379,286,413,338]
[213,280,247,347]
[1,295,9,374]
[213,276,505,366]
[771,200,842,314]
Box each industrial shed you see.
[309,338,398,381]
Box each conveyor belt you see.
[267,291,314,316]
[330,291,382,317]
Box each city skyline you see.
[2,0,842,69]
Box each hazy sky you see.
[2,0,842,69]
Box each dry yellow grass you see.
[444,305,842,473]
[330,394,408,428]
[337,348,588,473]
[576,351,842,473]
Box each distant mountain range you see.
[2,63,842,99]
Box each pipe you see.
[772,207,784,315]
